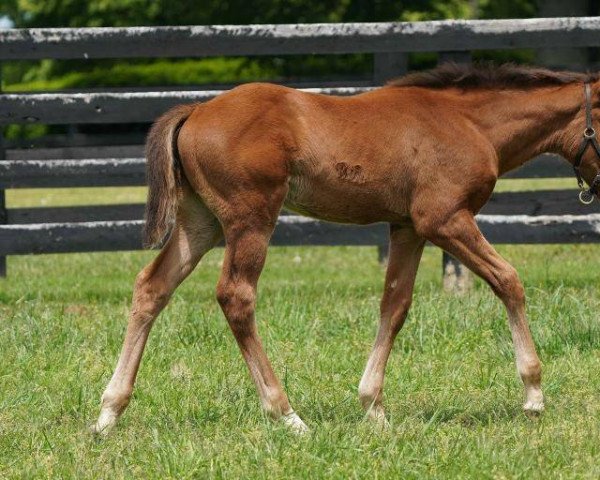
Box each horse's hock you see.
[3,18,600,283]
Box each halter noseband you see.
[574,83,600,204]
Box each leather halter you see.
[573,83,600,204]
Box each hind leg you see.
[214,201,307,432]
[93,191,222,435]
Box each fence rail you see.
[3,187,599,222]
[0,87,372,125]
[3,213,600,256]
[2,17,599,279]
[2,18,600,60]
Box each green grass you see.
[7,186,148,207]
[2,185,600,478]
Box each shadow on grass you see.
[415,401,522,428]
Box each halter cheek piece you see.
[573,83,600,204]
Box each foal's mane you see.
[388,62,599,90]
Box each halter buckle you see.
[584,127,596,139]
[579,188,595,205]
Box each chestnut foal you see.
[94,63,600,434]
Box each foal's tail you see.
[143,104,196,248]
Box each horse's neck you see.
[470,85,583,175]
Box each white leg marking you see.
[91,406,119,436]
[506,307,544,415]
[523,385,545,414]
[359,344,391,428]
[281,411,309,434]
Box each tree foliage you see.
[5,0,535,28]
[2,0,538,140]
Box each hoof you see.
[91,408,119,436]
[523,401,544,417]
[281,411,309,434]
[364,404,389,429]
[374,415,391,430]
[366,412,390,430]
[90,423,107,438]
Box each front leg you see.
[416,210,544,414]
[359,226,425,426]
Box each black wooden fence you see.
[2,18,600,278]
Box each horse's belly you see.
[284,174,404,224]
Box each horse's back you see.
[176,83,492,225]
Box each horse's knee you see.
[492,265,525,306]
[392,297,412,329]
[216,280,256,334]
[379,293,412,335]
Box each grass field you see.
[2,185,600,478]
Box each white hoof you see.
[281,411,309,434]
[523,401,544,415]
[365,405,389,429]
[91,408,119,436]
[371,413,390,430]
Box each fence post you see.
[0,63,6,278]
[438,51,472,292]
[373,52,408,264]
[442,251,473,293]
